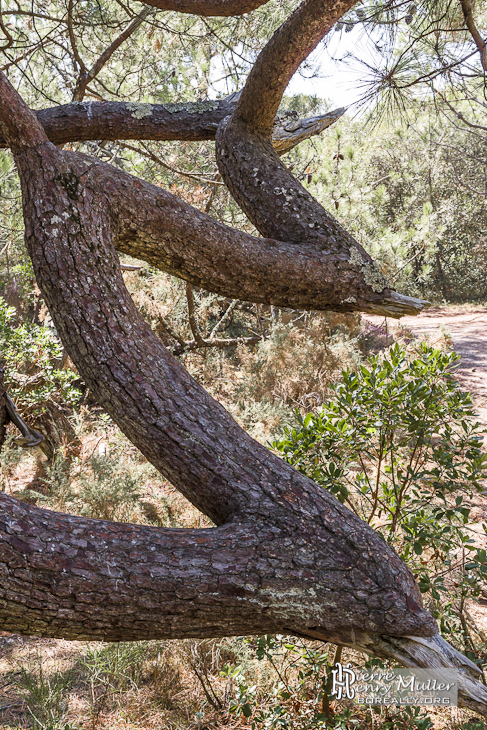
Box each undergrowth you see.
[0,324,486,729]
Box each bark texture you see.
[0,98,345,153]
[0,72,435,646]
[129,0,269,16]
[235,0,356,133]
[1,0,486,712]
[48,149,419,317]
[216,0,419,316]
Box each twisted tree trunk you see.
[0,0,486,716]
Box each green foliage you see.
[274,343,487,653]
[295,108,487,302]
[225,636,437,729]
[32,451,143,522]
[13,655,76,730]
[74,454,142,521]
[0,296,80,416]
[81,642,150,695]
[225,635,337,729]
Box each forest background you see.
[1,1,487,728]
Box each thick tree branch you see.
[92,148,424,316]
[460,0,487,71]
[1,68,486,720]
[216,0,424,317]
[234,0,356,134]
[0,78,419,316]
[0,70,435,638]
[136,0,269,16]
[0,97,345,151]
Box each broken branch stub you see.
[0,98,345,153]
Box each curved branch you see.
[0,68,435,644]
[215,116,424,316]
[0,77,418,317]
[460,0,487,71]
[89,146,424,317]
[1,68,486,720]
[0,81,422,318]
[5,395,44,448]
[215,0,423,315]
[235,0,355,134]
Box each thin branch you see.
[72,7,154,101]
[120,141,224,186]
[4,395,44,448]
[209,299,238,339]
[185,282,205,346]
[67,0,87,76]
[173,334,261,355]
[0,2,14,51]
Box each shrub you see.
[0,297,80,414]
[273,343,487,656]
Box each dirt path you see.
[367,306,487,425]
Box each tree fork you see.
[216,0,420,316]
[0,71,436,639]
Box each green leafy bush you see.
[0,296,80,415]
[273,343,487,654]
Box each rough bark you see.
[0,74,435,642]
[1,0,486,713]
[0,91,422,316]
[131,0,269,16]
[0,366,8,450]
[0,97,345,153]
[216,1,418,316]
[50,148,419,317]
[235,0,355,133]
